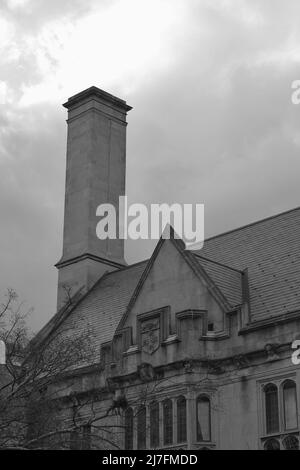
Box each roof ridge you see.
[194,253,244,274]
[203,205,300,243]
[102,258,148,278]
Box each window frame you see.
[264,383,280,435]
[176,396,187,444]
[282,379,298,431]
[162,398,173,446]
[196,394,212,443]
[260,376,299,450]
[149,401,160,449]
[124,407,134,450]
[137,406,147,450]
[70,424,91,450]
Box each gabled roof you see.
[116,229,238,332]
[33,230,241,356]
[33,206,300,356]
[197,206,300,320]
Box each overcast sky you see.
[1,0,300,332]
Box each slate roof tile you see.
[194,255,243,307]
[50,261,147,362]
[36,207,300,354]
[197,207,300,319]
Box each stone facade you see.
[33,87,300,450]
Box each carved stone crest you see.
[183,359,194,374]
[138,362,156,382]
[264,343,279,361]
[141,318,160,355]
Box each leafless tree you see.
[0,288,126,450]
[0,288,244,450]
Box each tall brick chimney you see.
[56,86,132,310]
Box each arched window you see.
[124,407,134,450]
[177,396,187,443]
[283,380,298,431]
[264,384,279,434]
[282,435,299,450]
[196,396,211,442]
[163,399,173,446]
[137,406,146,449]
[264,438,280,450]
[150,401,160,448]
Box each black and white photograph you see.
[0,0,300,456]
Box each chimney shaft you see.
[56,86,132,310]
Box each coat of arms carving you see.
[140,317,160,354]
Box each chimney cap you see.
[63,86,132,112]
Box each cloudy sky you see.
[0,0,300,332]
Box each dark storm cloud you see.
[0,0,110,330]
[126,0,300,257]
[0,102,65,329]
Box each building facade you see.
[33,87,300,450]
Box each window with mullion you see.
[124,407,134,450]
[263,380,298,437]
[283,380,298,431]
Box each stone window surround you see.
[123,390,216,450]
[258,373,299,450]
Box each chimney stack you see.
[56,86,132,310]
